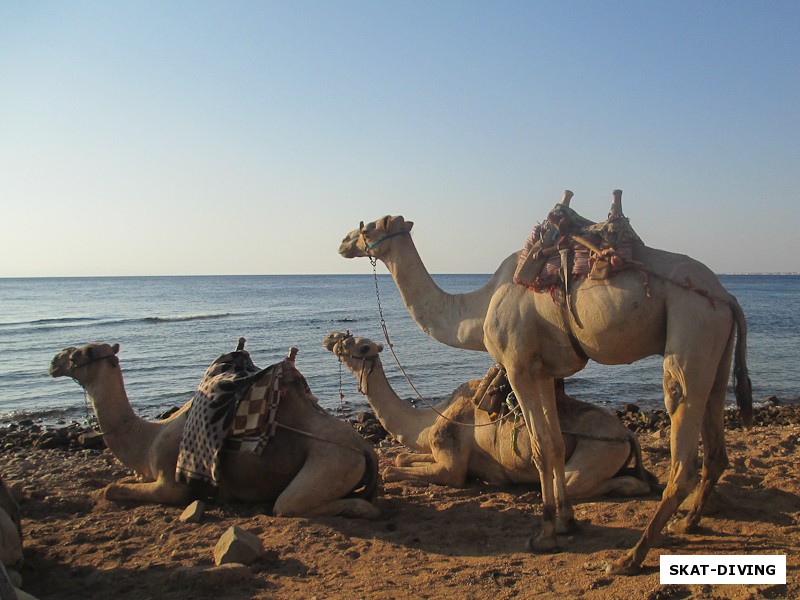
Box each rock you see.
[213,526,265,566]
[180,500,206,524]
[157,407,180,420]
[356,411,377,423]
[77,431,106,450]
[168,563,253,589]
[624,403,640,413]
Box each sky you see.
[1,1,798,277]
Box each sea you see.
[1,274,798,427]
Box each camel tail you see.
[730,298,753,428]
[347,448,380,503]
[618,431,660,493]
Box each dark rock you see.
[357,411,377,423]
[77,431,106,450]
[157,407,180,420]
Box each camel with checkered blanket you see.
[49,343,380,519]
[325,331,654,497]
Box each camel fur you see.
[49,343,380,519]
[324,331,655,498]
[340,193,752,573]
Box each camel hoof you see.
[605,557,642,576]
[525,534,560,554]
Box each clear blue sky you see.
[1,1,798,276]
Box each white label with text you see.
[660,555,786,584]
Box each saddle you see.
[471,364,569,420]
[175,339,309,496]
[514,190,643,292]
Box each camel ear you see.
[404,220,413,232]
[376,343,383,352]
[359,221,365,231]
[112,343,120,354]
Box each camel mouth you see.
[323,332,383,358]
[338,230,364,258]
[49,347,77,378]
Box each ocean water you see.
[0,274,797,426]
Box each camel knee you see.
[663,365,686,415]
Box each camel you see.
[324,331,655,498]
[0,475,38,600]
[49,343,380,519]
[339,192,752,573]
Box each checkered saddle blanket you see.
[175,345,302,495]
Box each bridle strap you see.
[365,230,409,251]
[70,354,119,372]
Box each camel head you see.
[49,342,120,384]
[323,332,383,368]
[339,215,414,259]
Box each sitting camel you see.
[49,343,380,519]
[324,332,656,498]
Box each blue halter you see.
[365,230,409,251]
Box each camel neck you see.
[353,359,438,452]
[380,236,518,351]
[82,367,158,477]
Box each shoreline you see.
[3,399,799,453]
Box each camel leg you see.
[273,450,380,519]
[507,366,573,552]
[382,461,467,487]
[672,336,734,533]
[383,427,470,487]
[565,440,650,499]
[395,452,436,466]
[609,353,711,575]
[104,476,192,505]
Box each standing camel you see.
[49,342,380,519]
[339,194,751,574]
[324,331,655,498]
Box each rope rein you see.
[275,422,366,454]
[367,252,519,429]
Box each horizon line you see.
[2,272,799,280]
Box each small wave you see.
[144,313,232,324]
[0,316,101,330]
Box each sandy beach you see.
[1,404,798,600]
